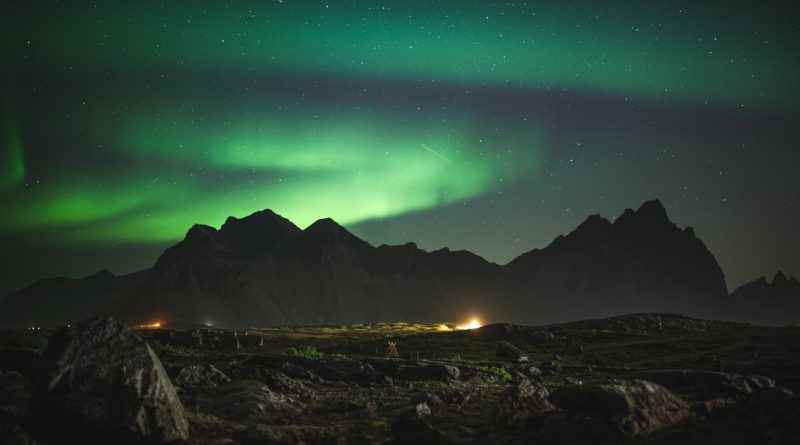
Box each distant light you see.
[456,319,482,330]
[437,324,451,332]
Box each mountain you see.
[728,271,800,325]
[0,199,789,328]
[504,200,728,323]
[0,269,146,327]
[105,212,502,327]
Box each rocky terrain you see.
[1,313,798,444]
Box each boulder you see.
[398,364,460,381]
[188,379,304,423]
[0,423,37,445]
[629,369,775,396]
[492,378,554,425]
[173,364,230,392]
[32,317,189,444]
[547,379,689,438]
[495,341,529,363]
[410,392,443,407]
[527,366,543,377]
[0,348,40,378]
[253,369,313,396]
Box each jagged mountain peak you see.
[221,209,300,235]
[300,217,372,251]
[305,217,346,234]
[614,198,673,231]
[638,198,668,217]
[574,213,612,234]
[773,271,788,285]
[217,209,302,256]
[183,224,218,242]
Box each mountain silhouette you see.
[728,271,800,324]
[0,199,793,327]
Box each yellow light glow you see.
[456,319,482,330]
[437,324,451,332]
[137,322,162,329]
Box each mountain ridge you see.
[1,199,795,327]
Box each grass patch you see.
[150,341,201,358]
[476,365,513,382]
[286,345,324,359]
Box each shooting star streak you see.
[420,144,452,164]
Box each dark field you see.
[1,314,799,444]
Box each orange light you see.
[456,319,482,330]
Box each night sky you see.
[1,1,798,296]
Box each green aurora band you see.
[1,105,543,242]
[14,1,798,109]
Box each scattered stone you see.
[529,331,559,344]
[540,361,559,375]
[0,372,32,424]
[32,317,189,444]
[547,379,689,438]
[233,424,345,445]
[391,418,448,444]
[398,364,460,381]
[174,364,231,392]
[280,362,324,383]
[527,366,542,377]
[438,386,474,405]
[492,378,554,425]
[393,402,431,420]
[410,391,443,407]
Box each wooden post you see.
[259,336,265,347]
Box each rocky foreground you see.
[1,314,799,444]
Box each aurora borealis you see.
[1,1,798,295]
